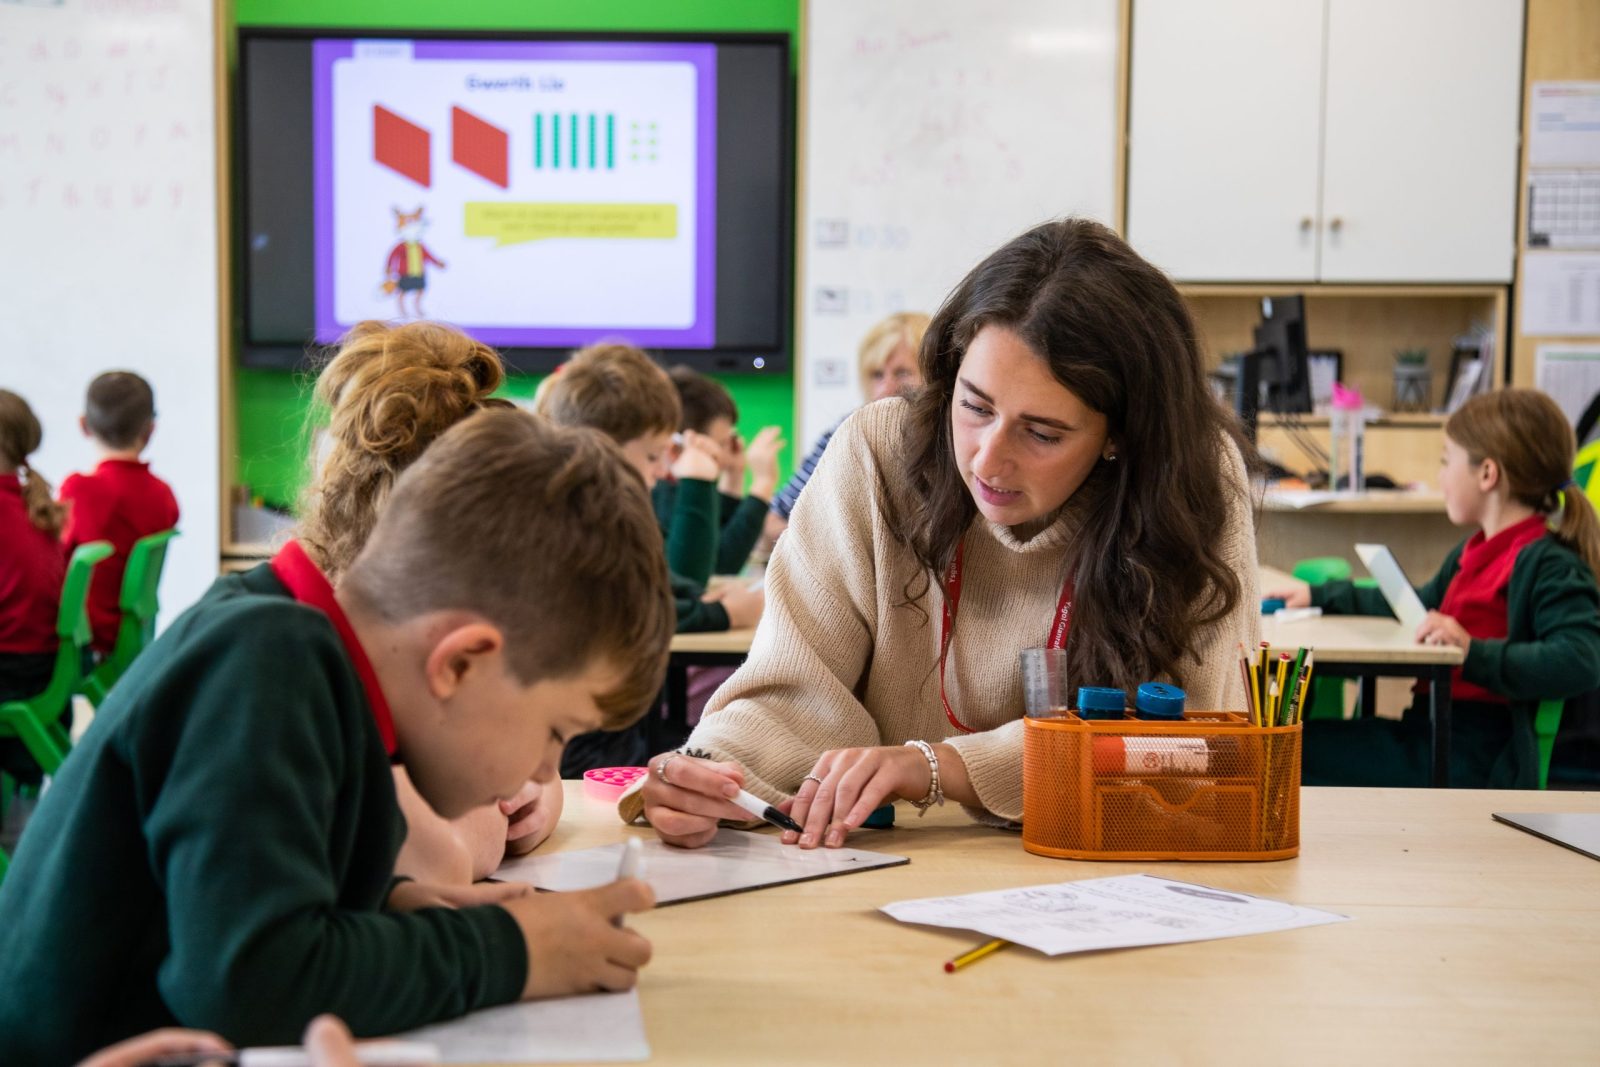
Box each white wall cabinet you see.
[1129,0,1524,283]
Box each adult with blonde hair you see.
[1271,387,1600,787]
[764,311,931,541]
[636,219,1258,848]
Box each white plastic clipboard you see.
[1354,543,1429,632]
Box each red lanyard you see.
[938,539,1075,734]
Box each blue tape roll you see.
[1135,682,1186,721]
[1078,686,1127,719]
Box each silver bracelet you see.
[903,739,943,815]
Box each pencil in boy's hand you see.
[944,937,1009,973]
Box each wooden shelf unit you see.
[1182,284,1508,485]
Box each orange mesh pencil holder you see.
[1022,712,1300,861]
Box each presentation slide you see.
[312,39,717,347]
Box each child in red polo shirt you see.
[59,371,180,655]
[1270,389,1600,787]
[0,391,68,780]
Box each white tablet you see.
[1354,543,1429,632]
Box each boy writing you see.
[60,371,181,654]
[0,410,672,1062]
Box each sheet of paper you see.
[498,828,909,904]
[881,874,1349,957]
[394,991,648,1065]
[1520,252,1600,336]
[1529,82,1600,167]
[1535,345,1600,427]
[1528,170,1600,251]
[1263,489,1344,510]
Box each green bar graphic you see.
[552,113,560,169]
[533,113,542,168]
[569,113,578,169]
[588,113,596,169]
[607,113,614,168]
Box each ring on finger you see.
[657,753,683,786]
[800,774,823,788]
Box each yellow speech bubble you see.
[463,202,679,246]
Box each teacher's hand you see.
[783,745,931,849]
[641,751,753,849]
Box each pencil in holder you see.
[1021,711,1301,861]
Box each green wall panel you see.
[233,0,799,511]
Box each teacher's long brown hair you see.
[884,218,1252,694]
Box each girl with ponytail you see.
[297,320,559,885]
[0,390,69,776]
[1270,388,1600,787]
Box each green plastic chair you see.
[0,541,113,880]
[1534,700,1563,790]
[82,528,178,706]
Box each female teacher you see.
[626,218,1259,848]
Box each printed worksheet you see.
[882,874,1348,956]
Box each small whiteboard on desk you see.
[798,0,1119,447]
[497,829,908,905]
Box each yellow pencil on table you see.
[945,938,1009,972]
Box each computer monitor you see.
[1253,295,1312,415]
[1230,294,1311,439]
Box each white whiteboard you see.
[0,0,219,630]
[798,0,1120,447]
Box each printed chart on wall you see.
[799,0,1118,446]
[314,39,715,346]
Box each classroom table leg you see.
[660,662,690,751]
[1359,676,1379,719]
[1429,665,1453,788]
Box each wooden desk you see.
[1261,566,1463,787]
[544,782,1600,1065]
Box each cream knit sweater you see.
[622,399,1259,825]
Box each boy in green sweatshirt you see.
[0,410,675,1063]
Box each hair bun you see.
[319,321,506,460]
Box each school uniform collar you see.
[95,458,149,472]
[270,539,398,757]
[1460,513,1549,563]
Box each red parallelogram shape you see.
[373,104,431,187]
[452,105,509,189]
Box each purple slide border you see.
[312,39,717,348]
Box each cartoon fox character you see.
[381,205,446,318]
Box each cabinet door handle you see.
[1328,216,1344,233]
[1299,216,1314,231]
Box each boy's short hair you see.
[667,365,738,434]
[341,408,674,725]
[85,371,156,449]
[533,342,680,444]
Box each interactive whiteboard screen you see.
[312,39,716,348]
